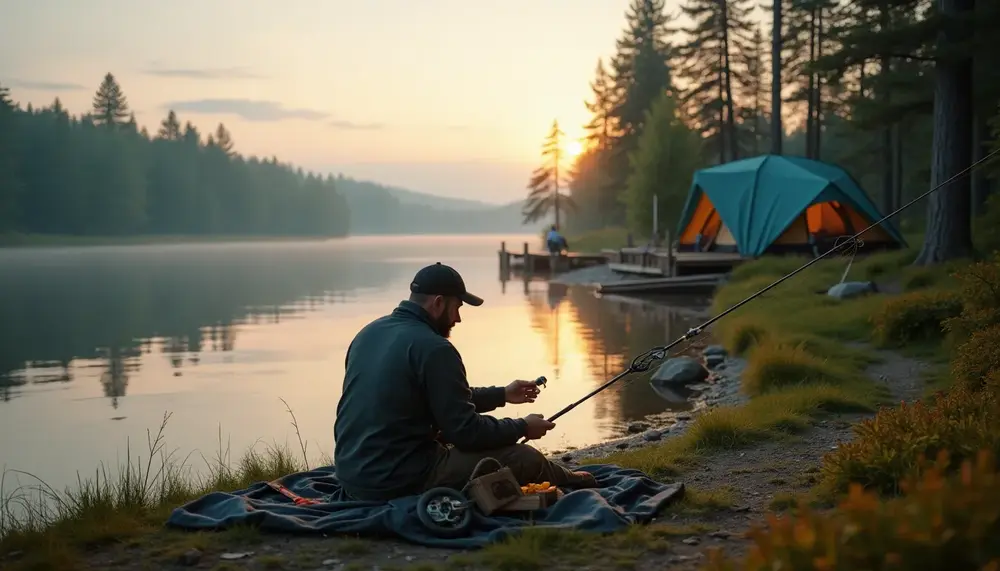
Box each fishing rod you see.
[522,147,1000,444]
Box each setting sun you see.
[565,139,584,159]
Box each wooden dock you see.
[498,241,607,275]
[596,273,727,295]
[497,238,747,296]
[601,247,747,277]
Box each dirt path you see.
[622,346,934,570]
[71,347,930,571]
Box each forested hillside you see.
[0,74,350,239]
[334,175,526,235]
[541,0,1000,263]
[0,74,531,242]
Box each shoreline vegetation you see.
[5,230,1000,570]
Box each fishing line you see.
[527,146,1000,439]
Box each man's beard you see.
[433,313,453,338]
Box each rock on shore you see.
[545,345,748,465]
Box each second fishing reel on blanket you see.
[417,376,561,538]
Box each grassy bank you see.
[698,252,1000,569]
[0,410,327,570]
[563,226,645,253]
[583,247,938,477]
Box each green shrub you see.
[703,451,1000,571]
[871,290,963,346]
[741,341,852,396]
[817,383,1000,496]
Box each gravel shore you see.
[544,352,748,465]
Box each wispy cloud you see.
[6,79,86,91]
[164,99,328,122]
[329,119,385,131]
[142,65,262,80]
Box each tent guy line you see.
[532,147,1000,438]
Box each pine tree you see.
[91,72,131,128]
[606,0,675,203]
[0,82,23,229]
[568,58,620,230]
[735,24,771,156]
[522,120,577,227]
[583,58,617,152]
[1,83,14,108]
[157,110,182,140]
[214,123,235,156]
[623,92,704,239]
[674,0,754,164]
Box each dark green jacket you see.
[333,300,528,501]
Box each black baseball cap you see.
[409,262,484,306]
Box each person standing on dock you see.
[333,262,598,502]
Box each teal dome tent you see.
[674,154,907,257]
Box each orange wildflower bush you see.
[817,382,1000,495]
[702,451,1000,571]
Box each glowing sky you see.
[1,0,648,204]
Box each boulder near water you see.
[651,356,709,385]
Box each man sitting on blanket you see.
[333,262,599,502]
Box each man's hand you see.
[505,379,540,404]
[522,413,555,440]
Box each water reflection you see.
[523,279,712,426]
[0,242,400,403]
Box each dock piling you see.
[499,241,508,277]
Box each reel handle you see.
[518,376,549,444]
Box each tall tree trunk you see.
[718,54,726,163]
[814,6,824,159]
[880,55,895,215]
[554,152,561,229]
[913,0,975,265]
[771,0,783,154]
[806,6,816,159]
[753,83,761,155]
[893,122,904,214]
[722,0,739,161]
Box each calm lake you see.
[0,234,710,494]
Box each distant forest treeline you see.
[0,74,350,238]
[0,74,528,241]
